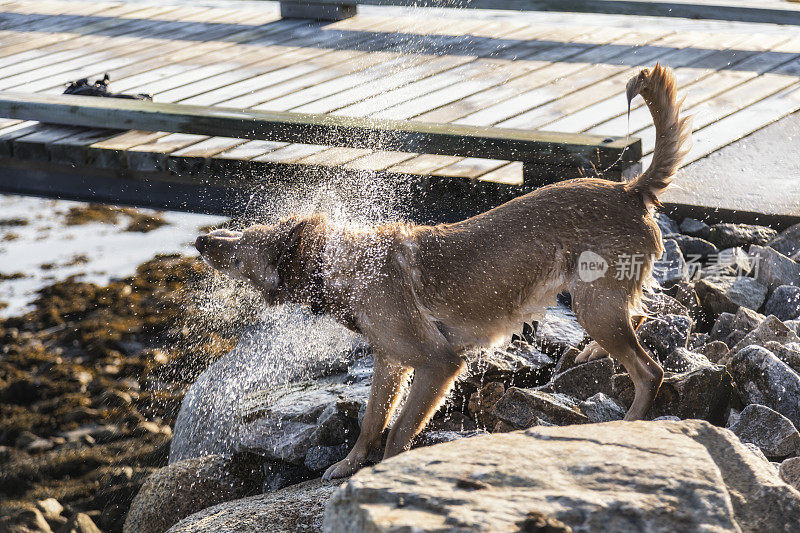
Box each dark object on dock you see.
[64,74,152,101]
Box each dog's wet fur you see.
[196,65,691,480]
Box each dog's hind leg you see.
[323,354,409,480]
[575,315,646,363]
[571,285,663,420]
[383,353,464,459]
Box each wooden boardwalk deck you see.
[0,0,799,219]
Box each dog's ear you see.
[276,219,307,274]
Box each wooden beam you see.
[277,0,800,26]
[280,1,357,21]
[0,92,640,172]
[2,157,797,229]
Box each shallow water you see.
[0,194,226,317]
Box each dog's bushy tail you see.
[625,64,692,208]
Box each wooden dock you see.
[0,0,798,221]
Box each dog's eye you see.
[234,258,243,269]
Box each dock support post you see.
[280,2,357,21]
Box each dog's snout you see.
[195,235,209,254]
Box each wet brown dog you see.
[195,64,691,480]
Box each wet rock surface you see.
[123,453,263,533]
[696,275,768,315]
[729,404,800,459]
[5,211,800,531]
[323,421,800,532]
[766,285,800,321]
[168,479,343,533]
[728,345,800,429]
[705,223,778,249]
[749,245,800,291]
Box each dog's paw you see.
[322,458,361,480]
[576,341,610,363]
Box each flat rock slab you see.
[324,420,800,532]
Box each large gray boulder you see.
[492,388,588,428]
[706,223,778,249]
[637,314,693,359]
[124,454,262,533]
[729,404,800,458]
[541,357,616,400]
[765,285,800,321]
[235,373,370,469]
[749,245,800,291]
[728,346,800,429]
[614,363,731,423]
[696,276,768,315]
[769,223,800,257]
[728,315,800,357]
[168,479,343,533]
[169,309,362,463]
[324,420,800,532]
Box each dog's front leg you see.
[383,356,464,459]
[323,354,409,480]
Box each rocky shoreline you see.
[0,254,244,532]
[2,214,800,532]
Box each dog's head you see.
[626,64,671,105]
[195,216,312,304]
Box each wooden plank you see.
[275,0,800,26]
[585,34,789,137]
[394,30,682,125]
[206,30,425,108]
[0,18,181,81]
[280,1,356,21]
[0,5,199,61]
[252,143,329,163]
[410,27,599,124]
[0,121,43,156]
[476,161,523,185]
[385,154,465,175]
[108,18,389,161]
[88,130,165,169]
[681,81,800,165]
[492,31,729,130]
[431,157,508,179]
[541,32,759,133]
[10,124,88,161]
[77,20,310,97]
[276,16,496,113]
[167,136,249,175]
[449,29,651,127]
[213,140,290,161]
[125,133,207,172]
[639,68,800,158]
[341,150,416,171]
[327,22,557,120]
[6,2,276,90]
[0,12,244,92]
[48,127,123,166]
[172,20,394,106]
[294,146,372,166]
[0,92,639,169]
[0,3,162,57]
[26,17,314,163]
